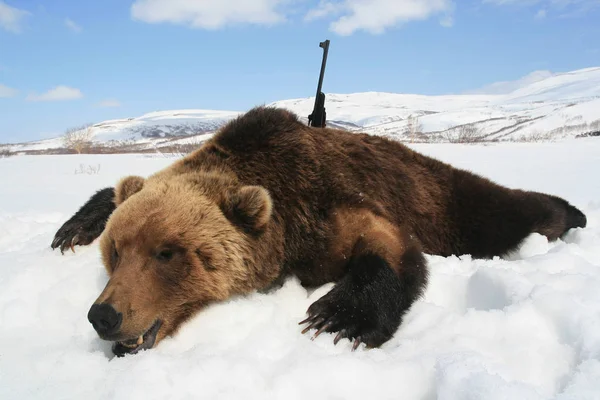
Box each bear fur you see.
[52,106,587,355]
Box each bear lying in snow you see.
[51,107,587,356]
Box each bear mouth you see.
[112,320,162,357]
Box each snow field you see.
[0,140,599,399]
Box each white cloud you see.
[131,0,287,29]
[466,70,554,95]
[65,18,82,33]
[0,83,17,98]
[131,0,451,34]
[26,86,83,102]
[534,9,547,19]
[305,0,454,36]
[304,2,343,22]
[0,1,30,33]
[97,99,121,108]
[484,0,600,13]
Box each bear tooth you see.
[137,336,144,345]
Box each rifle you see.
[308,40,330,128]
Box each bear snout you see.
[87,303,122,337]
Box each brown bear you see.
[51,106,587,356]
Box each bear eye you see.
[156,249,174,262]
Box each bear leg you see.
[300,211,428,349]
[301,249,427,350]
[51,187,116,254]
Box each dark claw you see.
[333,329,347,345]
[54,229,81,255]
[70,234,79,253]
[352,336,362,351]
[298,313,320,325]
[311,320,334,340]
[301,317,325,335]
[60,239,70,255]
[52,231,70,251]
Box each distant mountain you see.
[89,109,241,142]
[8,67,600,153]
[273,67,600,142]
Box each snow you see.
[504,67,600,103]
[1,139,599,400]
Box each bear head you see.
[90,171,273,356]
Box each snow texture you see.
[0,139,599,399]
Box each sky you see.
[0,0,599,143]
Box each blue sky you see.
[0,0,599,143]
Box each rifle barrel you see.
[313,40,330,112]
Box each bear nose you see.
[88,303,122,335]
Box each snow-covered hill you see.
[7,109,242,153]
[7,67,600,153]
[274,67,600,142]
[90,109,240,142]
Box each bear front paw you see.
[51,219,99,254]
[299,254,405,350]
[51,188,115,255]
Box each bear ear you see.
[115,176,145,205]
[222,186,273,234]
